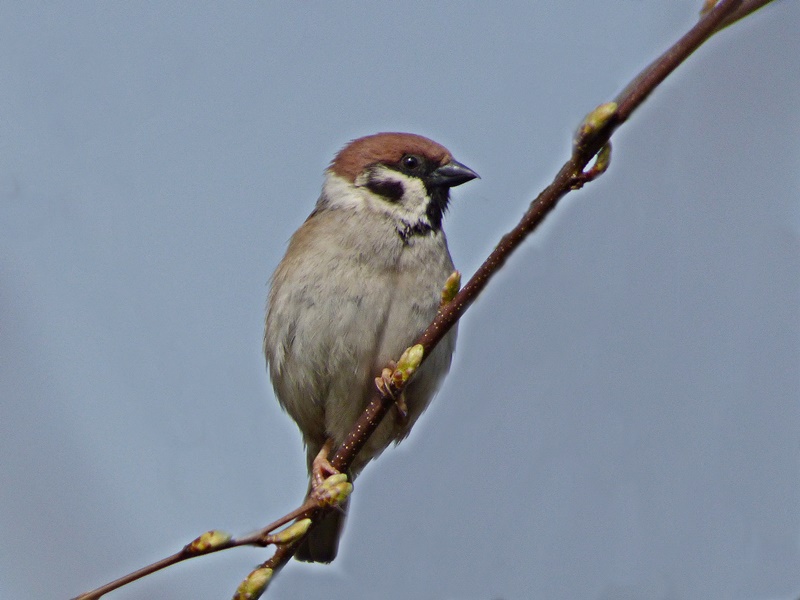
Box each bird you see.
[264,132,478,562]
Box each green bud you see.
[440,271,462,305]
[575,102,618,146]
[315,473,353,508]
[185,530,232,555]
[269,519,312,545]
[233,567,273,600]
[396,345,424,382]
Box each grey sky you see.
[2,2,799,599]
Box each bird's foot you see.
[309,440,352,509]
[310,439,339,489]
[375,361,409,423]
[375,360,399,398]
[308,439,353,506]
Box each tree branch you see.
[71,1,779,598]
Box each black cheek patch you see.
[366,178,404,202]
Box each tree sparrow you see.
[264,132,478,562]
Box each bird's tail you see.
[295,499,348,563]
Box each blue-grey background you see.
[2,2,799,599]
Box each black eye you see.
[401,154,422,172]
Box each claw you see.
[374,361,408,421]
[375,361,399,399]
[375,347,425,423]
[311,439,339,489]
[394,392,409,424]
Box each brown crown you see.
[329,132,453,181]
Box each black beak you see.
[428,160,480,188]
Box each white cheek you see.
[394,176,431,225]
[321,169,431,230]
[359,168,431,227]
